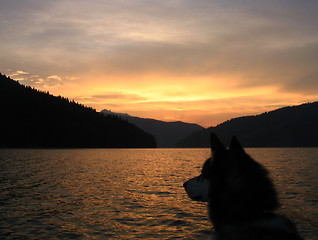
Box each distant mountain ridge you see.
[0,73,156,148]
[177,102,318,148]
[101,110,204,148]
[4,72,316,148]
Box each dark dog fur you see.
[183,133,303,240]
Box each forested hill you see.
[101,110,204,148]
[0,73,156,148]
[177,101,318,148]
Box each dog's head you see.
[184,133,280,225]
[183,133,244,202]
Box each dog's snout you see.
[183,181,188,189]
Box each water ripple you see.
[0,148,317,239]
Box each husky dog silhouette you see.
[183,133,303,240]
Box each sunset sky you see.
[1,0,318,127]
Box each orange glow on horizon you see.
[1,1,317,128]
[32,73,317,128]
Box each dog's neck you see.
[212,214,299,239]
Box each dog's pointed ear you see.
[210,132,225,154]
[230,136,245,153]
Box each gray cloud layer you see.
[1,0,318,93]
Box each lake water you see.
[0,148,317,239]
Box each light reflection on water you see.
[0,148,317,239]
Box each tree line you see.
[0,73,156,148]
[177,101,318,147]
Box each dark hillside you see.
[0,73,156,148]
[177,102,318,147]
[101,110,204,148]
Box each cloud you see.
[1,0,318,125]
[90,92,147,102]
[6,70,69,90]
[2,0,317,84]
[73,91,148,108]
[11,70,29,76]
[47,75,62,82]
